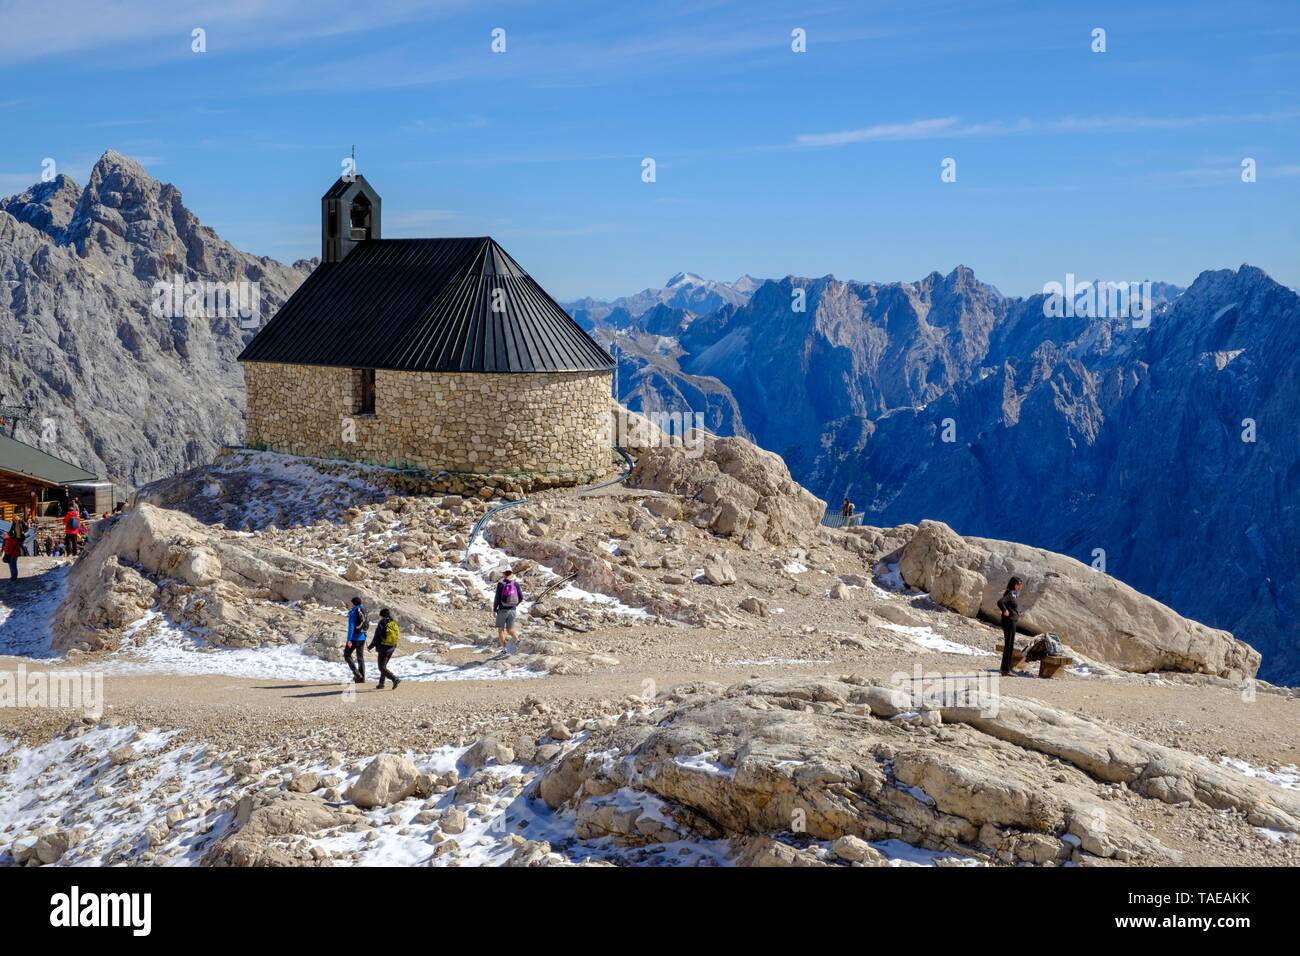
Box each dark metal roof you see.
[322,173,377,200]
[238,238,615,374]
[0,434,98,485]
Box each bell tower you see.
[321,173,381,263]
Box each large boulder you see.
[940,693,1300,834]
[202,791,347,867]
[629,433,825,544]
[51,502,451,654]
[610,403,669,455]
[345,754,421,808]
[53,555,159,651]
[536,675,1220,865]
[701,553,736,586]
[485,518,747,629]
[898,520,1260,679]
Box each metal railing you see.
[821,512,865,529]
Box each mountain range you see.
[564,271,759,329]
[569,267,1300,684]
[1,150,1296,682]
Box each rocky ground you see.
[1,432,1297,868]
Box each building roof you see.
[322,173,377,200]
[238,237,615,374]
[0,434,98,485]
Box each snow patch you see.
[875,621,993,657]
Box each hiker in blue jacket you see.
[343,596,368,683]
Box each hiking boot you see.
[391,676,401,689]
[376,682,385,689]
[352,676,365,684]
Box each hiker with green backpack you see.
[368,607,402,690]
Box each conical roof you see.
[238,238,613,373]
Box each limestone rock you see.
[461,736,515,771]
[34,830,81,865]
[702,553,736,586]
[629,434,825,545]
[440,809,468,835]
[831,835,888,866]
[535,675,1224,867]
[49,502,451,656]
[734,836,831,867]
[202,791,347,867]
[345,754,422,809]
[287,773,322,794]
[899,520,1259,679]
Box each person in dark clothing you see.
[996,576,1023,676]
[343,596,368,683]
[841,498,855,518]
[368,608,401,689]
[493,569,524,647]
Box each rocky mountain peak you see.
[67,150,180,261]
[0,173,82,241]
[91,147,152,181]
[665,271,705,287]
[945,263,977,289]
[0,148,312,488]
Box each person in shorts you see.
[493,568,524,647]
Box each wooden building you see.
[0,433,102,525]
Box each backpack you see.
[68,514,80,532]
[499,581,520,607]
[382,619,399,647]
[1042,633,1063,657]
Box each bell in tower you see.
[321,173,381,263]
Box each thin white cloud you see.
[796,117,961,147]
[0,0,471,62]
[796,110,1300,147]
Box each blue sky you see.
[2,0,1298,300]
